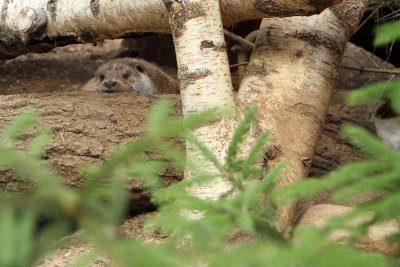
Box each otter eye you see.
[99,74,105,81]
[136,64,145,73]
[122,72,130,79]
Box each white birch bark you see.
[0,0,342,59]
[236,0,368,228]
[162,0,236,200]
[1,0,343,36]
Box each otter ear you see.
[135,64,145,73]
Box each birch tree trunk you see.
[0,0,341,60]
[162,0,236,199]
[162,0,369,227]
[236,0,368,228]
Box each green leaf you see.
[274,161,386,204]
[389,86,400,113]
[346,80,400,109]
[342,123,400,163]
[333,172,398,202]
[185,131,223,172]
[0,207,15,266]
[147,99,173,135]
[374,21,400,46]
[28,130,52,158]
[227,105,257,162]
[2,108,38,142]
[242,131,269,178]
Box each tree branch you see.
[340,65,400,75]
[0,0,342,60]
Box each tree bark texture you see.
[236,0,368,228]
[0,0,342,60]
[162,0,237,200]
[0,91,370,212]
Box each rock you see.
[298,204,399,254]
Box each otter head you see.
[94,59,154,94]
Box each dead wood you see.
[0,91,371,212]
[0,0,342,60]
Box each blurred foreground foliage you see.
[1,10,400,267]
[0,96,398,266]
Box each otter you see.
[82,58,179,94]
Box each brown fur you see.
[82,58,179,94]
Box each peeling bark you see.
[0,0,342,60]
[236,0,368,228]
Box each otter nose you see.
[104,80,117,89]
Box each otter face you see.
[94,60,154,94]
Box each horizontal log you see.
[0,92,182,190]
[0,91,368,200]
[0,0,342,60]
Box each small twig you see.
[355,1,385,33]
[340,65,400,75]
[229,62,249,68]
[376,8,400,22]
[223,29,254,52]
[386,40,395,62]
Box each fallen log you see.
[0,0,342,60]
[0,90,370,211]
